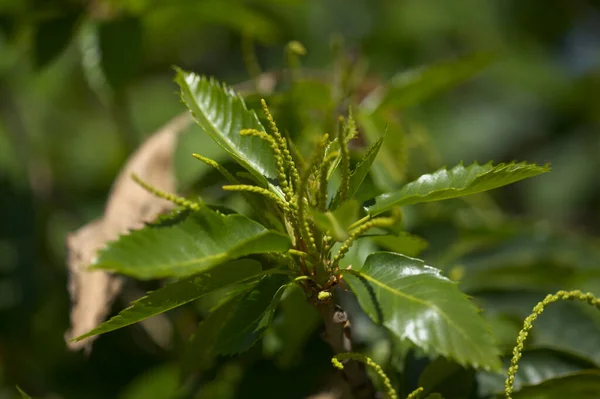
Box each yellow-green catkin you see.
[331,217,395,270]
[261,99,300,192]
[192,153,239,184]
[332,353,397,399]
[221,185,289,211]
[338,117,350,202]
[131,173,201,211]
[505,290,600,399]
[406,387,424,399]
[296,138,328,254]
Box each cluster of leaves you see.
[66,52,557,398]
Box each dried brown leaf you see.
[64,113,192,352]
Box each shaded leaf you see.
[418,357,475,399]
[74,260,263,341]
[181,288,250,377]
[344,252,501,370]
[361,53,494,112]
[34,10,80,69]
[366,162,550,216]
[330,132,386,210]
[215,274,289,354]
[424,394,445,399]
[503,370,600,399]
[476,291,600,367]
[175,70,281,195]
[118,364,180,399]
[98,15,143,89]
[16,386,32,399]
[264,284,321,368]
[478,349,593,397]
[94,208,291,279]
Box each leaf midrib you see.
[355,271,483,359]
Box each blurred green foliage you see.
[1,0,600,398]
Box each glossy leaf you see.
[214,274,289,354]
[74,260,263,341]
[366,162,550,216]
[94,208,291,279]
[478,349,593,397]
[175,69,280,194]
[361,53,494,113]
[330,132,386,210]
[504,370,600,399]
[344,252,501,370]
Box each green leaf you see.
[503,370,600,399]
[16,386,32,399]
[478,349,593,397]
[181,288,250,377]
[366,162,550,216]
[175,69,280,194]
[424,394,445,399]
[418,357,475,399]
[372,233,429,257]
[311,200,360,242]
[98,15,143,89]
[118,365,180,399]
[264,284,321,368]
[94,208,291,279]
[34,10,80,69]
[330,132,386,210]
[344,252,501,370]
[361,53,494,113]
[74,259,263,341]
[476,291,600,367]
[214,274,289,354]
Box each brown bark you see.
[319,301,378,399]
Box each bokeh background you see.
[1,0,600,398]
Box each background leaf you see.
[366,162,550,216]
[503,370,600,399]
[118,364,180,399]
[418,357,475,399]
[477,349,594,397]
[74,259,263,341]
[16,386,32,399]
[344,252,501,370]
[361,53,494,113]
[34,10,80,69]
[94,208,291,279]
[175,70,280,191]
[263,284,321,368]
[98,15,143,90]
